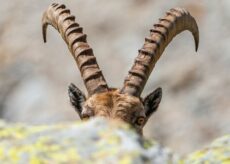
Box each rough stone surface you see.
[185,135,230,164]
[0,118,229,164]
[0,118,181,164]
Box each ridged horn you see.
[42,3,109,95]
[121,7,199,97]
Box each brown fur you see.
[81,89,145,134]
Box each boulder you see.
[0,118,229,164]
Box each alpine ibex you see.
[42,3,199,134]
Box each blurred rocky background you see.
[0,0,229,155]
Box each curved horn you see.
[42,3,109,95]
[121,8,199,96]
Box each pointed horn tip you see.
[195,45,198,52]
[195,35,199,52]
[193,27,199,52]
[194,19,199,52]
[42,13,49,43]
[42,23,47,43]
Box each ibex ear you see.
[68,83,86,118]
[143,87,162,119]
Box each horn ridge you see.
[121,7,199,96]
[42,3,109,95]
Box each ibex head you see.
[42,3,199,134]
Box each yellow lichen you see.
[48,148,80,163]
[119,155,133,164]
[119,151,140,164]
[222,159,230,164]
[0,119,229,163]
[186,135,230,163]
[30,155,47,164]
[187,149,206,161]
[0,148,3,160]
[92,147,119,160]
[143,139,156,149]
[9,148,20,163]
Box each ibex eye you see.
[135,117,145,126]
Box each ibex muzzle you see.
[42,3,199,135]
